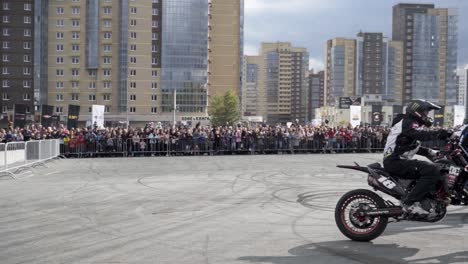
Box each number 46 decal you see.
[378,176,396,189]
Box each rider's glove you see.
[427,149,440,161]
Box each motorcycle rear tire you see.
[335,189,388,242]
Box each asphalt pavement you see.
[0,154,467,264]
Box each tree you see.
[209,89,240,127]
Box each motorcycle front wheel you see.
[335,189,388,242]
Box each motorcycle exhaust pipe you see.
[363,207,403,217]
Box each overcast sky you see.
[244,0,468,71]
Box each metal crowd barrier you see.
[59,136,450,158]
[61,138,127,157]
[0,139,61,176]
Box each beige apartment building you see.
[242,42,309,123]
[46,0,161,125]
[208,0,243,100]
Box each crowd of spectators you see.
[0,122,395,156]
[0,120,453,157]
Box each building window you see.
[23,67,31,75]
[2,16,10,23]
[71,81,79,89]
[130,82,136,88]
[88,70,97,77]
[3,3,9,10]
[56,32,64,39]
[72,7,80,14]
[56,19,64,27]
[72,57,80,64]
[130,44,136,51]
[23,80,31,88]
[130,19,136,26]
[152,57,158,65]
[130,69,136,76]
[103,7,112,14]
[57,7,64,14]
[89,94,96,101]
[130,57,136,64]
[55,106,63,113]
[2,41,10,49]
[72,69,79,76]
[105,106,110,113]
[2,80,8,87]
[88,107,92,113]
[151,82,157,89]
[129,107,136,113]
[2,28,9,36]
[2,93,9,100]
[103,69,111,76]
[151,107,157,113]
[103,81,111,89]
[56,81,64,89]
[23,94,31,101]
[23,55,31,62]
[152,70,157,77]
[152,8,158,15]
[2,106,6,113]
[103,57,111,64]
[103,94,110,101]
[23,42,31,49]
[56,94,64,101]
[2,67,8,74]
[130,32,137,39]
[130,7,137,14]
[152,33,158,40]
[72,44,80,51]
[103,32,111,39]
[71,94,79,101]
[130,95,136,101]
[89,82,96,89]
[24,29,31,36]
[152,45,158,52]
[103,19,111,28]
[56,69,64,76]
[151,95,157,101]
[72,19,80,27]
[103,44,111,52]
[72,32,80,39]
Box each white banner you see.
[454,105,465,127]
[350,105,361,128]
[92,105,105,129]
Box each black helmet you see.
[405,99,441,127]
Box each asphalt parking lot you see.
[0,154,467,264]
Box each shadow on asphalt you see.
[238,240,468,264]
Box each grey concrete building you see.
[392,3,458,106]
[1,1,35,119]
[308,70,324,120]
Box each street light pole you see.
[173,89,177,126]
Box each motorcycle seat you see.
[367,162,392,177]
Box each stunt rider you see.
[383,99,452,215]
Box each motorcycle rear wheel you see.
[335,189,388,242]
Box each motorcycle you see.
[334,126,468,242]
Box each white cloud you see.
[245,0,334,15]
[244,44,258,56]
[309,58,324,71]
